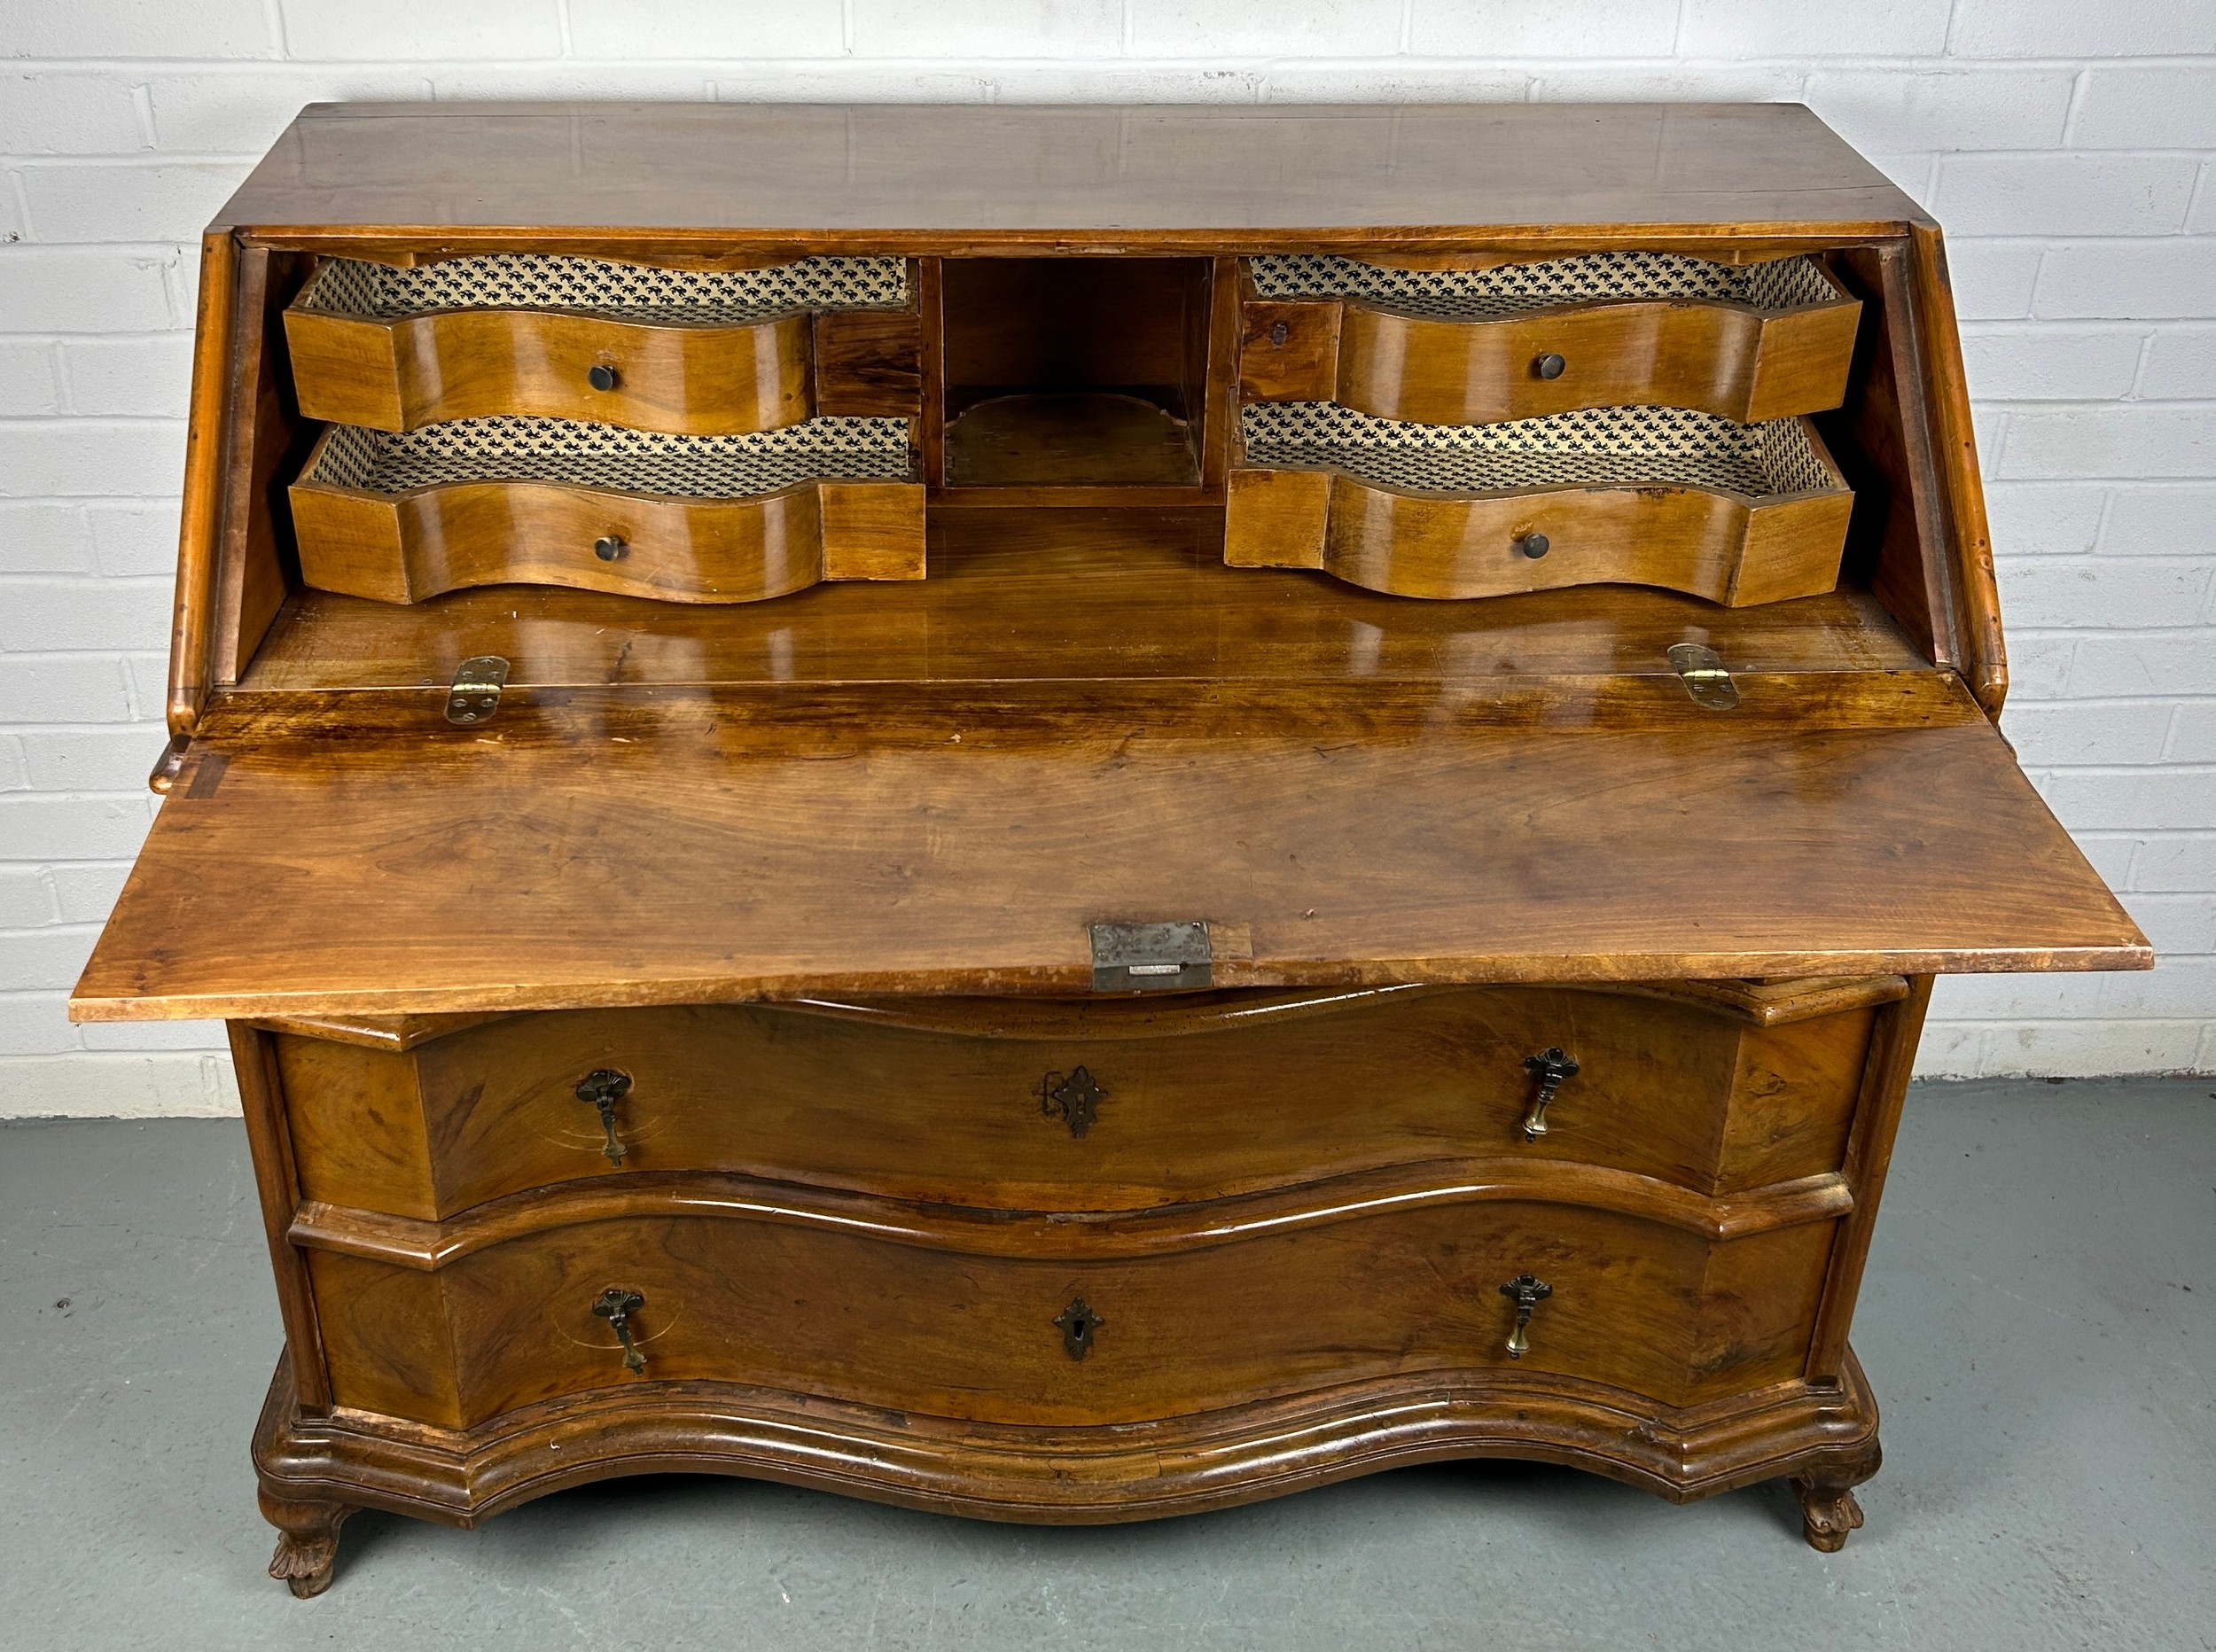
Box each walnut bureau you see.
[70,103,2151,1596]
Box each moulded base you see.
[252,1345,1882,1586]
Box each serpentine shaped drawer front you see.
[1239,251,1861,425]
[286,417,924,604]
[294,1187,1845,1430]
[1226,402,1853,604]
[266,981,1898,1223]
[282,253,921,435]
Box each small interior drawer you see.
[1241,252,1861,425]
[283,253,920,435]
[287,415,922,603]
[1227,402,1853,604]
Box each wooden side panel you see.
[1223,465,1327,567]
[275,1034,440,1221]
[307,1251,461,1428]
[820,480,926,580]
[227,1024,332,1411]
[815,307,924,417]
[1238,300,1342,401]
[1911,224,2007,718]
[212,249,311,688]
[167,231,237,738]
[1688,1220,1840,1406]
[1715,1008,1877,1195]
[284,306,815,436]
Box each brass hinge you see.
[445,655,510,725]
[1090,921,1213,994]
[1666,643,1738,711]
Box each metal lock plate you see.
[1089,921,1213,994]
[445,655,511,725]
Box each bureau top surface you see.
[215,101,1927,242]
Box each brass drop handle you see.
[592,1287,648,1373]
[1042,1065,1106,1138]
[1499,1274,1552,1359]
[1055,1297,1105,1360]
[1519,1047,1580,1140]
[575,1068,632,1166]
[588,362,619,391]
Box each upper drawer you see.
[283,254,921,435]
[1241,252,1861,425]
[268,978,1900,1222]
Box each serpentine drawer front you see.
[70,103,2152,1593]
[264,978,1900,1221]
[291,1185,1844,1430]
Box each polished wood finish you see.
[267,980,1893,1220]
[285,301,921,436]
[167,230,237,738]
[211,104,1925,243]
[76,104,2153,1587]
[242,510,1938,692]
[74,674,2145,1025]
[289,455,924,603]
[1225,450,1853,605]
[297,1188,1839,1430]
[1240,286,1862,425]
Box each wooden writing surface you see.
[74,674,2145,1023]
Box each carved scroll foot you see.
[1790,1439,1880,1553]
[261,1492,355,1597]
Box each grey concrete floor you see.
[2,1079,2211,1651]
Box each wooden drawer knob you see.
[587,363,619,392]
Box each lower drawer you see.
[299,1185,1841,1431]
[271,979,1896,1220]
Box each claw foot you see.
[1791,1476,1865,1552]
[261,1492,354,1598]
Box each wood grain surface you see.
[240,507,1933,691]
[289,461,925,603]
[72,673,2145,1023]
[269,982,1881,1220]
[212,104,1924,243]
[1241,290,1863,425]
[1225,460,1854,605]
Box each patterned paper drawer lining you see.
[306,416,916,497]
[1246,252,1841,321]
[297,254,910,328]
[1241,403,1839,498]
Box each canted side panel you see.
[1685,1220,1842,1407]
[274,1033,439,1220]
[421,1204,1730,1430]
[305,1250,461,1429]
[1715,1007,1877,1194]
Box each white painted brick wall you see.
[3,1,2212,1115]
